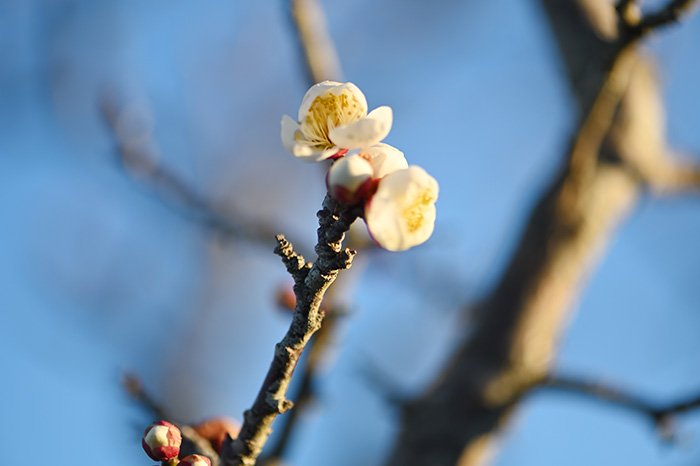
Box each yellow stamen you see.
[402,190,435,233]
[302,92,364,146]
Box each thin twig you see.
[221,195,359,466]
[538,375,700,441]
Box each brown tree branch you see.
[259,304,345,465]
[538,375,700,441]
[220,195,359,466]
[386,1,699,465]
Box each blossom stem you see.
[220,195,359,466]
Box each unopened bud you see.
[327,154,374,204]
[142,420,182,461]
[193,417,241,453]
[180,454,212,466]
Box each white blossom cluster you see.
[281,81,439,251]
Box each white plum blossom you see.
[359,143,408,178]
[280,83,438,251]
[327,143,409,204]
[365,166,439,251]
[281,81,393,161]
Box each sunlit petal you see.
[329,106,393,149]
[365,166,438,251]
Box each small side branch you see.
[539,375,700,440]
[641,159,700,194]
[221,196,359,466]
[621,0,699,35]
[274,235,311,286]
[637,0,698,30]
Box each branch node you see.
[274,234,309,282]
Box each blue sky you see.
[1,1,699,465]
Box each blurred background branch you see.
[5,0,696,464]
[109,0,348,463]
[386,1,699,465]
[633,0,698,32]
[100,90,293,249]
[538,374,700,442]
[123,375,222,466]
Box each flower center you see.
[402,190,435,233]
[302,92,364,147]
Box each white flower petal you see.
[292,145,322,160]
[292,144,340,162]
[361,143,408,178]
[281,115,300,153]
[319,146,342,161]
[329,106,393,149]
[145,425,170,448]
[365,166,438,251]
[291,143,316,158]
[298,81,367,122]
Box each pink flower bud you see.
[142,420,182,461]
[179,454,212,466]
[327,154,374,204]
